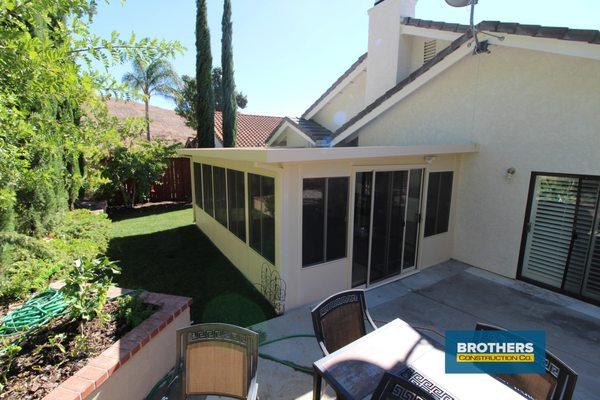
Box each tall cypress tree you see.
[195,0,215,148]
[221,0,237,147]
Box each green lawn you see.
[108,207,275,326]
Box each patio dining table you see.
[312,318,528,400]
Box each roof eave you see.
[177,143,479,164]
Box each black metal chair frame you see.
[372,372,436,400]
[311,289,377,356]
[175,322,259,400]
[475,322,578,400]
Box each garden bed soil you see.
[0,301,156,400]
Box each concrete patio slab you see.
[250,261,600,400]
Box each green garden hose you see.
[0,289,68,338]
[258,333,316,374]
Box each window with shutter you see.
[519,173,600,304]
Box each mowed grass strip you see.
[108,207,275,326]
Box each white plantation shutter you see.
[521,176,579,288]
[564,179,600,293]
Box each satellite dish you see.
[444,0,485,54]
[445,0,475,7]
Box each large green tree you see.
[0,0,182,236]
[195,0,215,148]
[122,57,181,141]
[221,0,237,147]
[174,70,247,131]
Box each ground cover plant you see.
[0,259,157,399]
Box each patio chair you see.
[372,372,435,400]
[475,323,577,400]
[172,323,259,400]
[311,289,377,355]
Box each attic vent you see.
[423,40,437,64]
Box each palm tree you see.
[122,57,180,141]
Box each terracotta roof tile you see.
[404,18,600,45]
[106,99,282,148]
[213,111,283,147]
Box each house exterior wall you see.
[189,156,283,303]
[187,151,461,310]
[312,71,367,132]
[357,45,600,278]
[280,155,459,308]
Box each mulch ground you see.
[0,301,155,400]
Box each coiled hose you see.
[0,289,68,338]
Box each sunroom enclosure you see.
[179,145,478,310]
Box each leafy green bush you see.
[115,292,156,331]
[100,140,178,207]
[62,258,120,333]
[0,210,111,303]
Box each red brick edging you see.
[43,290,192,400]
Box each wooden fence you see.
[148,157,191,202]
[113,157,191,206]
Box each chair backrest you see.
[311,289,375,355]
[372,372,435,400]
[175,323,259,399]
[475,323,577,400]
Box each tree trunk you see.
[144,99,151,141]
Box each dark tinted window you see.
[425,171,453,237]
[202,164,214,216]
[248,173,275,264]
[352,172,372,286]
[302,177,349,267]
[213,166,227,226]
[326,177,349,261]
[302,179,326,266]
[193,163,203,209]
[227,169,246,241]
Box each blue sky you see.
[90,0,600,117]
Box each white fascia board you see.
[483,33,600,61]
[266,123,287,146]
[331,42,473,146]
[303,60,368,120]
[177,143,479,164]
[402,25,463,42]
[266,120,316,147]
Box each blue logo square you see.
[445,330,546,374]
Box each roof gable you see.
[266,117,333,147]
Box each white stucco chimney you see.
[365,0,417,104]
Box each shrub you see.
[99,140,178,207]
[0,210,111,303]
[114,292,156,332]
[62,258,120,334]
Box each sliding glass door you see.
[352,168,424,287]
[519,173,600,303]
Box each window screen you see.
[248,173,275,264]
[425,171,453,237]
[302,177,349,267]
[193,163,203,209]
[213,167,227,226]
[202,164,214,217]
[227,169,246,241]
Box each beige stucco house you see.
[179,0,600,312]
